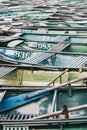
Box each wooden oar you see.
[30,104,87,120]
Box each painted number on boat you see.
[15,50,31,59]
[37,43,52,50]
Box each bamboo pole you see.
[24,75,87,101]
[48,75,87,91]
[23,75,87,102]
[47,69,68,86]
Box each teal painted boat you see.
[1,79,87,129]
[1,49,87,71]
[20,33,87,43]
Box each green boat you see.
[0,74,87,130]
